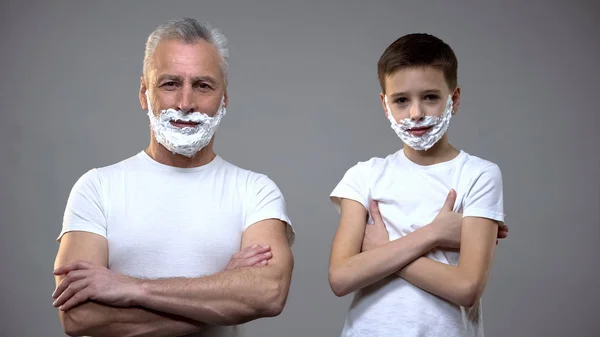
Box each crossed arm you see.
[53,219,293,337]
[328,194,502,307]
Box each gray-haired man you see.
[52,18,295,337]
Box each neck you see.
[402,136,460,166]
[145,137,217,168]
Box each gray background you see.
[1,0,599,336]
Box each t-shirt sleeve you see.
[57,169,107,242]
[329,163,369,214]
[462,164,505,223]
[244,174,295,246]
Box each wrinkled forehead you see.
[149,39,224,85]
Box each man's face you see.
[381,66,459,136]
[140,39,227,128]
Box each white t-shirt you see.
[330,149,505,337]
[58,151,294,337]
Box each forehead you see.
[385,66,448,93]
[151,39,222,80]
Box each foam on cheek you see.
[385,94,454,151]
[144,91,227,157]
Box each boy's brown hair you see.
[377,33,458,93]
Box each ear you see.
[451,86,461,116]
[380,92,389,119]
[139,76,148,110]
[223,89,228,109]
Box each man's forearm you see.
[60,301,208,337]
[135,263,290,326]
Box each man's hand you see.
[52,260,142,311]
[52,244,274,312]
[361,201,390,252]
[225,244,273,270]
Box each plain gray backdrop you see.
[1,0,599,336]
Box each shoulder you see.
[218,157,283,195]
[342,151,398,181]
[460,151,503,179]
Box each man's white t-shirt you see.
[330,149,505,337]
[58,151,295,337]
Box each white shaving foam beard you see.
[146,92,226,158]
[385,94,453,151]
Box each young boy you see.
[328,33,507,337]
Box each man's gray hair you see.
[143,18,230,84]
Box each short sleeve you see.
[57,169,107,242]
[462,164,505,223]
[245,174,295,246]
[329,163,369,214]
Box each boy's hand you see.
[363,190,509,252]
[431,189,509,247]
[361,201,390,252]
[430,190,463,249]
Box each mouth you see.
[170,120,200,128]
[407,125,433,136]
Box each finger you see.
[441,189,457,212]
[53,260,94,275]
[53,279,89,308]
[59,287,92,311]
[496,240,499,245]
[497,231,508,239]
[52,270,89,298]
[244,252,273,267]
[239,244,271,259]
[254,260,268,266]
[369,201,384,225]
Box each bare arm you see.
[398,217,499,307]
[133,219,294,325]
[54,231,208,337]
[328,198,439,297]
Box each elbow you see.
[328,267,351,297]
[456,280,484,308]
[260,279,288,317]
[59,311,88,337]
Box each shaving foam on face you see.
[146,91,226,157]
[385,94,453,151]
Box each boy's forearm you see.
[329,225,439,297]
[59,301,207,337]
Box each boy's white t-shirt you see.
[58,151,294,337]
[330,149,505,337]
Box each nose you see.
[409,102,425,122]
[177,86,197,113]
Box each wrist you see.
[422,221,442,247]
[132,278,150,307]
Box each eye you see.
[195,82,213,90]
[394,97,408,105]
[161,81,178,90]
[424,94,440,101]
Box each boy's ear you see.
[380,92,389,118]
[451,87,461,115]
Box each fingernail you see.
[52,300,57,306]
[261,260,267,265]
[262,245,270,248]
[251,244,258,248]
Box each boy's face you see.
[380,66,460,131]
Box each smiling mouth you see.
[408,126,433,136]
[170,120,200,127]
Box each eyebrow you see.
[389,89,442,99]
[156,74,218,85]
